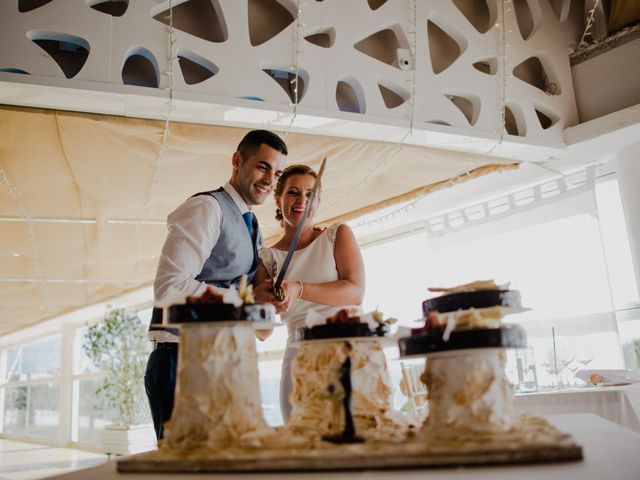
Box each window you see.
[595,174,639,309]
[1,335,61,440]
[359,175,631,391]
[3,386,28,435]
[595,174,640,369]
[5,336,61,382]
[73,378,119,444]
[0,304,154,447]
[26,383,60,438]
[71,308,153,446]
[71,326,119,444]
[256,321,287,426]
[258,359,284,426]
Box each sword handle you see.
[273,284,286,302]
[272,263,286,301]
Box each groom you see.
[145,129,288,439]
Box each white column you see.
[57,324,75,446]
[615,143,640,300]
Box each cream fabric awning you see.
[0,106,516,334]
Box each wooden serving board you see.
[117,441,582,473]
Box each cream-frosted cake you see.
[163,322,270,449]
[287,307,411,442]
[159,284,279,450]
[399,280,527,437]
[420,350,515,435]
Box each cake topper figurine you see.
[322,356,364,444]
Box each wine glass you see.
[567,358,580,387]
[541,340,573,390]
[572,343,593,386]
[576,344,594,369]
[541,347,563,390]
[560,342,577,387]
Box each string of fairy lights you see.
[141,0,544,238]
[0,1,580,294]
[133,0,304,283]
[407,0,418,134]
[346,0,583,233]
[0,163,52,311]
[319,0,419,216]
[487,0,511,154]
[348,0,594,235]
[281,0,304,140]
[349,0,515,231]
[133,1,177,283]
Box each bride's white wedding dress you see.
[258,222,342,421]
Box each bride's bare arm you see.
[291,224,364,306]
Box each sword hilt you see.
[273,284,286,302]
[272,264,286,302]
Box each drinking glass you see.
[576,344,594,369]
[541,347,563,389]
[541,339,573,389]
[567,358,580,387]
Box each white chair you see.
[400,362,429,423]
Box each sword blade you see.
[273,157,327,294]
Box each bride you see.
[253,164,365,421]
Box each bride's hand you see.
[281,280,303,302]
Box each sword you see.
[273,157,327,301]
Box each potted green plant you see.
[83,307,154,455]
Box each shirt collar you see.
[223,182,250,214]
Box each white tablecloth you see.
[515,383,640,432]
[43,414,640,480]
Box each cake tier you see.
[419,351,515,434]
[294,323,389,342]
[399,325,526,357]
[288,339,410,441]
[422,289,521,315]
[168,303,275,324]
[163,322,267,450]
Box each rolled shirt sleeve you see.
[153,195,222,306]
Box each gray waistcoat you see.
[195,188,262,288]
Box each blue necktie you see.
[242,211,254,238]
[243,211,258,270]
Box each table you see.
[515,383,640,433]
[43,414,640,480]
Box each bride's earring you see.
[276,208,282,217]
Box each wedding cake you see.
[119,284,582,473]
[287,307,411,441]
[399,280,527,436]
[160,284,278,450]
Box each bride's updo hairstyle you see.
[273,164,320,223]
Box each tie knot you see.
[242,211,254,236]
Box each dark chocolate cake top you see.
[167,303,275,324]
[422,289,522,315]
[294,322,389,342]
[399,324,527,358]
[294,308,395,342]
